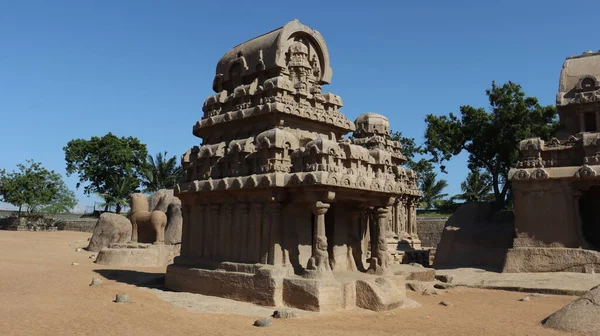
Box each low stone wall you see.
[417,219,447,249]
[0,216,97,232]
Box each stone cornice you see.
[176,171,422,197]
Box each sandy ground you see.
[0,231,583,336]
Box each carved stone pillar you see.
[237,203,249,262]
[210,204,220,259]
[397,197,408,240]
[368,207,391,274]
[305,201,332,275]
[202,203,212,258]
[268,201,284,266]
[348,208,365,272]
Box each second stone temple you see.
[166,20,422,311]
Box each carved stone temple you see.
[504,50,600,273]
[165,20,422,311]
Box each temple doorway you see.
[578,186,600,250]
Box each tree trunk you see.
[116,204,122,214]
[491,173,504,210]
[104,204,109,212]
[18,205,22,218]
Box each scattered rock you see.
[71,262,79,266]
[89,254,96,259]
[90,278,103,286]
[114,294,129,303]
[435,274,453,283]
[434,282,454,290]
[422,288,438,296]
[86,213,132,252]
[253,318,272,327]
[519,296,531,302]
[75,248,83,252]
[406,281,426,292]
[439,301,453,307]
[542,285,600,334]
[272,309,296,319]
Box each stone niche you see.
[504,50,600,273]
[165,20,422,312]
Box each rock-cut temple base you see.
[95,243,180,267]
[165,262,406,312]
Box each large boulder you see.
[433,202,514,271]
[86,213,132,252]
[165,197,182,245]
[148,189,182,245]
[543,284,600,335]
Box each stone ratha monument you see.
[165,20,422,311]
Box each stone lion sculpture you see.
[129,193,167,244]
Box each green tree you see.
[63,132,148,211]
[389,130,434,187]
[141,151,182,192]
[97,175,139,214]
[420,172,449,209]
[454,169,494,203]
[0,160,76,216]
[423,81,558,208]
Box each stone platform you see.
[95,242,180,267]
[165,261,406,312]
[436,267,600,296]
[503,247,600,273]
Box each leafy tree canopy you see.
[0,160,76,216]
[389,130,435,187]
[64,133,148,202]
[423,81,558,208]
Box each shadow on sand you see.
[94,269,168,289]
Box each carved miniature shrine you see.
[165,20,422,311]
[505,50,600,273]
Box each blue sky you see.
[1,0,599,211]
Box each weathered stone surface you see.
[85,213,132,252]
[417,219,446,248]
[253,318,272,327]
[434,282,454,290]
[543,285,600,335]
[433,202,514,271]
[114,294,129,303]
[90,278,103,286]
[406,281,427,292]
[422,288,438,296]
[503,247,600,273]
[95,243,179,267]
[435,274,453,283]
[355,277,404,312]
[164,197,182,245]
[392,264,435,281]
[272,309,296,319]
